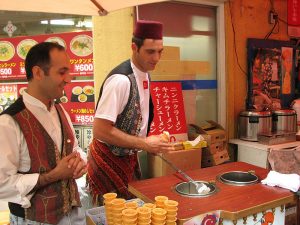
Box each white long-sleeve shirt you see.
[0,91,86,208]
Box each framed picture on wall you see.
[246,38,297,111]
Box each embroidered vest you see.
[4,98,81,224]
[96,59,154,156]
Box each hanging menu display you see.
[0,31,93,80]
[2,80,95,125]
[148,82,188,142]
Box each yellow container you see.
[152,208,167,218]
[143,203,156,209]
[122,208,138,219]
[152,216,166,223]
[138,217,151,223]
[166,222,176,225]
[155,196,168,206]
[125,201,138,209]
[165,207,178,216]
[103,192,117,201]
[111,198,126,208]
[166,214,177,221]
[137,207,151,217]
[164,200,178,210]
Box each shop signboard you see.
[0,83,18,113]
[1,80,95,125]
[56,80,95,125]
[149,81,187,142]
[0,31,93,80]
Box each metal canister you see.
[272,109,297,132]
[238,111,272,141]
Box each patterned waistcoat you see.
[4,98,81,224]
[96,59,154,156]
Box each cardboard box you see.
[207,141,225,154]
[201,148,229,168]
[188,121,226,144]
[148,148,202,178]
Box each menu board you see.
[149,82,187,142]
[0,81,95,125]
[0,31,93,80]
[0,84,18,113]
[61,81,95,125]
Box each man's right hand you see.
[33,152,78,191]
[143,135,175,154]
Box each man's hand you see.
[67,152,87,179]
[143,135,175,154]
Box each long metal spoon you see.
[157,154,207,193]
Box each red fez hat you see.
[133,20,163,39]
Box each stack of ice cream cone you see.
[103,193,117,225]
[111,198,126,225]
[137,207,152,225]
[163,200,178,225]
[122,208,138,225]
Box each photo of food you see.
[70,35,93,57]
[0,41,15,62]
[72,86,83,95]
[0,106,3,113]
[0,95,7,106]
[17,39,38,59]
[60,96,68,103]
[78,94,87,102]
[83,85,94,96]
[19,87,27,95]
[70,84,94,103]
[45,37,67,49]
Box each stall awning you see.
[0,0,167,16]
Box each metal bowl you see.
[174,181,217,197]
[218,171,258,186]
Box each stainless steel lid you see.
[239,110,272,117]
[217,171,258,186]
[273,109,296,115]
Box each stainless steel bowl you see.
[174,181,217,197]
[217,171,258,186]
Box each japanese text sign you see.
[0,31,93,80]
[149,82,187,141]
[14,81,95,125]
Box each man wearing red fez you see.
[87,20,174,204]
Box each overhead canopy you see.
[0,0,167,16]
